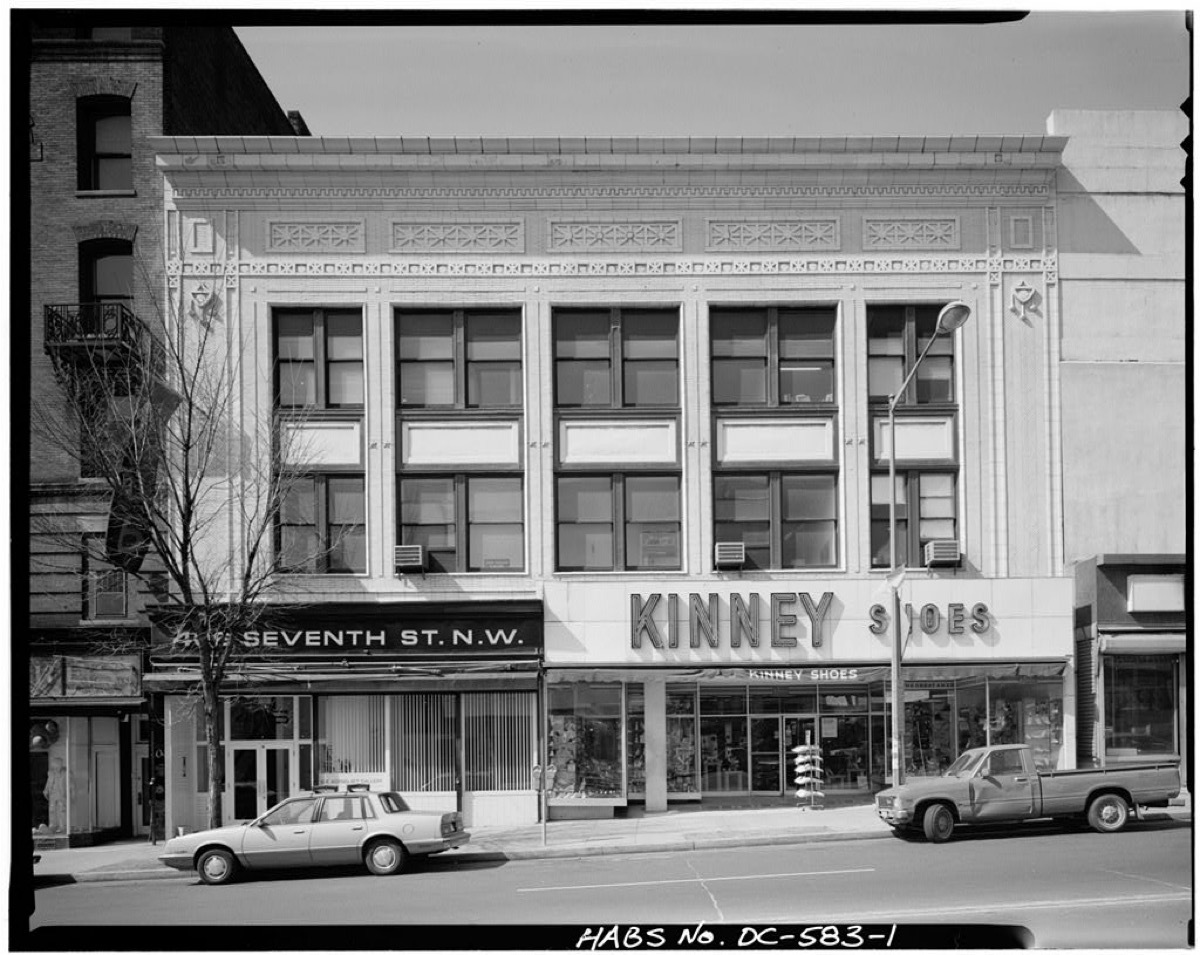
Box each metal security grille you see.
[391,694,456,792]
[463,692,536,791]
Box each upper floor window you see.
[399,475,524,573]
[711,307,836,407]
[556,473,681,571]
[277,474,366,574]
[869,471,957,569]
[554,308,679,408]
[275,309,363,410]
[396,309,522,409]
[867,305,957,405]
[82,535,128,619]
[77,96,132,191]
[79,239,132,306]
[713,472,838,570]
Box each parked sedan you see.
[159,786,469,885]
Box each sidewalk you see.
[28,795,1190,884]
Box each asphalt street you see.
[24,822,1192,950]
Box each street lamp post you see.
[887,301,971,787]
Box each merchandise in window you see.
[711,306,836,406]
[548,684,624,800]
[77,95,132,191]
[396,309,522,409]
[554,308,679,408]
[556,474,681,571]
[713,472,838,569]
[869,471,957,568]
[398,475,524,573]
[278,475,366,574]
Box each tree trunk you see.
[204,683,223,830]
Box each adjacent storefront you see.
[1074,556,1187,785]
[29,639,148,846]
[543,577,1073,816]
[148,601,543,833]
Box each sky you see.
[234,10,1191,139]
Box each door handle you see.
[1013,776,1028,782]
[351,825,363,831]
[293,829,306,834]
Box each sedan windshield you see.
[944,749,985,777]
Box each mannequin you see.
[44,757,67,833]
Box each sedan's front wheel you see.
[365,838,408,876]
[196,848,238,885]
[922,804,956,843]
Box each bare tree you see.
[33,261,324,829]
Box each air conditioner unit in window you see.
[394,545,425,574]
[924,540,961,567]
[714,541,746,570]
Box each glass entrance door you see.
[750,717,782,792]
[227,743,293,823]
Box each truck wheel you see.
[1087,793,1129,833]
[196,848,238,885]
[923,804,955,843]
[365,838,408,876]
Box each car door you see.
[969,749,1036,821]
[239,796,318,869]
[309,795,368,866]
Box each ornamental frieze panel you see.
[548,220,682,253]
[266,220,366,253]
[706,218,841,252]
[863,216,961,251]
[390,220,524,253]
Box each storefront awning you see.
[1098,633,1187,655]
[546,661,1067,684]
[143,659,540,694]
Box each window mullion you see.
[613,474,626,570]
[454,311,467,410]
[767,308,780,407]
[610,309,623,408]
[906,469,920,568]
[903,306,918,405]
[312,310,328,408]
[770,471,783,569]
[455,473,468,573]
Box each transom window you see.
[867,305,957,405]
[396,309,522,409]
[274,309,364,409]
[77,95,132,191]
[710,306,837,406]
[713,472,838,569]
[278,475,366,574]
[869,471,957,568]
[554,308,679,408]
[399,475,524,573]
[556,474,681,571]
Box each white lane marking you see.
[795,891,1191,923]
[1100,867,1192,892]
[517,867,874,893]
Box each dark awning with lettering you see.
[546,661,1067,683]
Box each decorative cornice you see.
[267,220,366,253]
[391,220,524,253]
[169,182,1052,203]
[548,219,682,253]
[863,216,960,251]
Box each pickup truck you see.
[876,743,1180,843]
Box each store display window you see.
[548,684,624,801]
[666,684,698,795]
[1104,654,1176,759]
[626,685,645,797]
[989,681,1063,769]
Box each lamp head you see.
[936,300,972,334]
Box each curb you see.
[65,827,892,882]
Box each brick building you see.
[143,111,1188,836]
[21,17,301,847]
